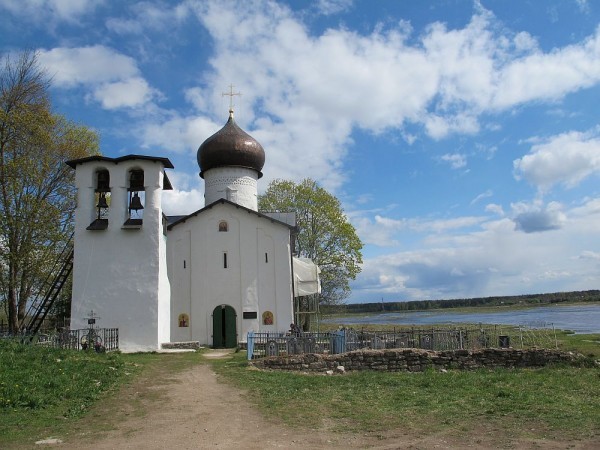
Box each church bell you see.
[96,193,109,209]
[129,192,144,211]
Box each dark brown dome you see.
[197,111,265,178]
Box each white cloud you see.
[513,131,600,191]
[161,171,205,215]
[162,188,205,216]
[0,0,103,23]
[485,203,504,216]
[513,32,538,52]
[440,153,467,169]
[139,115,220,155]
[38,46,139,86]
[352,213,488,250]
[105,1,189,35]
[578,250,600,260]
[315,0,353,15]
[92,77,154,109]
[37,46,158,110]
[514,130,600,191]
[351,197,600,301]
[492,29,600,109]
[576,0,591,14]
[33,2,600,194]
[471,190,493,205]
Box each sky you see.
[1,0,599,304]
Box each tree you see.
[259,178,363,310]
[0,51,99,333]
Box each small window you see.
[223,252,228,269]
[183,260,186,269]
[219,221,228,232]
[265,253,268,263]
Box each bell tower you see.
[67,155,174,352]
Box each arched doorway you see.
[212,305,237,348]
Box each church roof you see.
[197,110,265,179]
[66,154,174,169]
[166,198,295,231]
[66,154,174,190]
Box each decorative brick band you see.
[251,348,584,372]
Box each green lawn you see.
[0,339,128,443]
[211,352,600,441]
[1,336,598,447]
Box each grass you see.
[0,340,191,445]
[0,339,131,444]
[210,352,600,441]
[558,331,600,357]
[0,340,204,447]
[1,334,598,447]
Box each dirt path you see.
[53,351,597,450]
[60,351,368,449]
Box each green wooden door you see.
[212,305,237,348]
[212,306,223,348]
[224,306,237,348]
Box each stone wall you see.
[161,341,200,350]
[251,348,583,373]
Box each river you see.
[324,303,600,334]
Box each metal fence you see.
[247,331,344,359]
[1,328,119,352]
[247,324,558,360]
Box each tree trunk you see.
[7,269,18,333]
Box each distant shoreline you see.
[324,290,600,315]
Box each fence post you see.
[519,326,524,349]
[247,331,254,360]
[552,324,558,349]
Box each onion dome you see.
[197,109,265,179]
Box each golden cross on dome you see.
[222,84,241,115]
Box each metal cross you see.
[222,84,241,110]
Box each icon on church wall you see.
[178,313,189,328]
[262,311,273,325]
[218,221,228,232]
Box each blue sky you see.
[2,0,599,303]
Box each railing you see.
[1,328,119,352]
[247,325,558,360]
[247,331,344,359]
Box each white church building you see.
[67,109,318,352]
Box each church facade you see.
[67,110,298,352]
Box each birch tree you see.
[0,52,99,332]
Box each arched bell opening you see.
[87,168,111,230]
[123,168,145,229]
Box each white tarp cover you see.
[293,257,321,297]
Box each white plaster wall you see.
[71,159,170,352]
[203,167,259,211]
[168,231,191,342]
[167,202,293,346]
